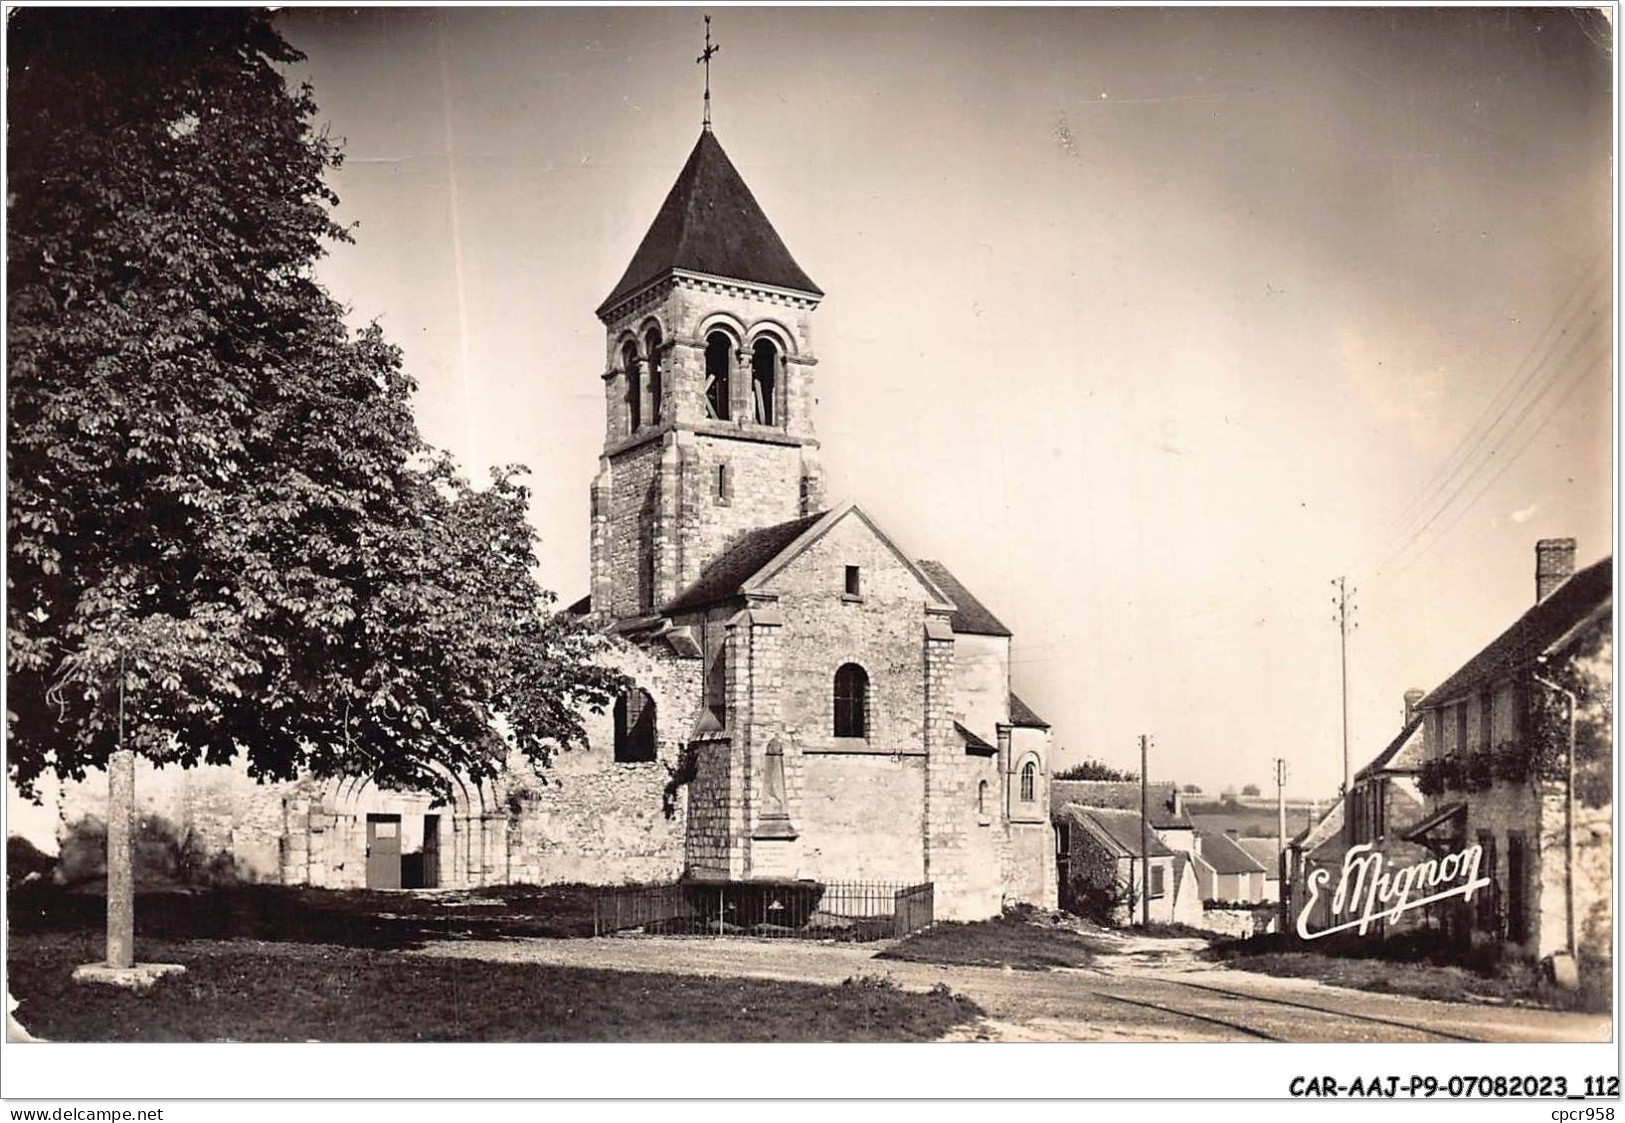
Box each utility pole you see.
[1333,576,1357,841]
[1139,734,1151,928]
[1274,757,1289,930]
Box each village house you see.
[1233,837,1283,904]
[40,123,1060,922]
[1052,804,1202,926]
[1287,696,1432,934]
[1050,780,1205,925]
[1402,539,1612,968]
[1286,800,1343,935]
[1192,830,1269,904]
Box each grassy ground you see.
[1208,932,1611,1014]
[878,912,1105,971]
[7,881,602,948]
[8,931,982,1042]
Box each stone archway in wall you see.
[285,765,502,890]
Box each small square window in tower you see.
[844,565,861,598]
[613,688,657,763]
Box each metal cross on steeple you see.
[697,15,720,132]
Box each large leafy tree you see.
[8,10,620,810]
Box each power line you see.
[1377,344,1610,585]
[1371,256,1607,552]
[1364,306,1610,584]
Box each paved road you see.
[411,929,1610,1043]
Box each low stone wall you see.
[1199,905,1276,938]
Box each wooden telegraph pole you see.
[1333,577,1357,841]
[1274,757,1289,930]
[1140,734,1151,927]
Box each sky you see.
[273,6,1614,801]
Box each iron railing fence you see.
[593,879,934,941]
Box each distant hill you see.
[1187,797,1326,840]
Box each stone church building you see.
[46,126,1058,921]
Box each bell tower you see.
[589,128,826,620]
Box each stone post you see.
[106,747,135,969]
[73,747,185,989]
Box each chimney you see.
[1403,688,1426,727]
[1536,538,1576,603]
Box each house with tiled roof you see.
[1234,837,1284,904]
[1192,830,1269,903]
[1054,804,1202,926]
[1402,540,1612,966]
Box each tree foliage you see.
[7,10,622,802]
[1053,758,1135,782]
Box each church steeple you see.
[589,123,827,622]
[597,130,821,320]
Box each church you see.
[45,121,1058,922]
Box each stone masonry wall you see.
[56,757,290,885]
[676,432,806,594]
[503,641,701,886]
[764,514,929,755]
[605,438,662,618]
[794,754,926,883]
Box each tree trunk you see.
[106,747,135,968]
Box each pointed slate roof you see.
[598,130,822,316]
[915,561,1013,637]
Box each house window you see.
[977,779,989,821]
[714,462,732,505]
[844,565,861,597]
[751,337,777,424]
[833,663,868,738]
[1149,863,1165,898]
[704,331,732,420]
[1020,761,1036,802]
[622,341,642,432]
[613,688,657,763]
[1455,703,1468,755]
[644,327,664,425]
[1506,832,1529,943]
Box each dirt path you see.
[411,931,1609,1043]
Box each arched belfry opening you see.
[705,331,732,420]
[622,340,642,432]
[751,337,778,425]
[644,326,664,425]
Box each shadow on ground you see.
[6,882,601,951]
